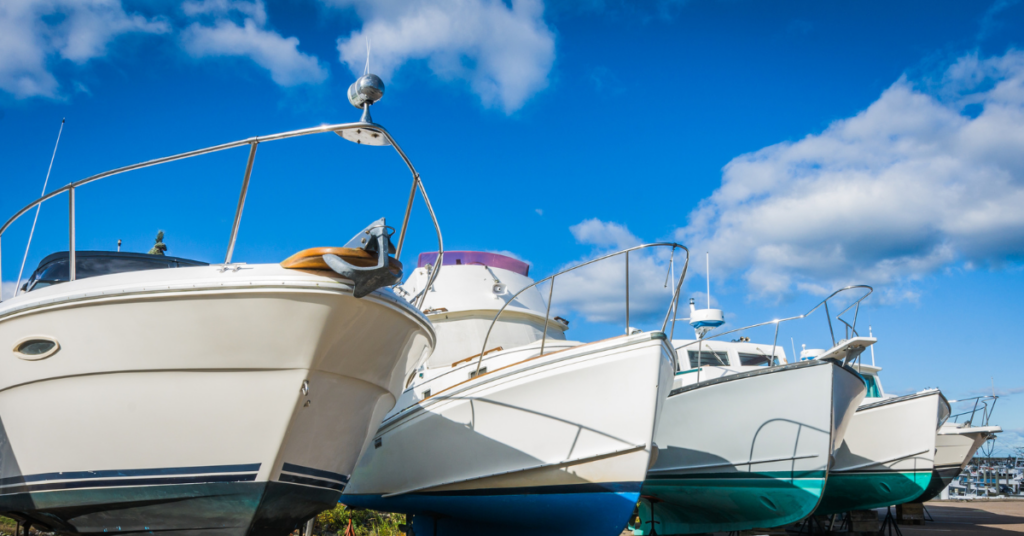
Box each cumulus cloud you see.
[181,0,327,86]
[550,219,686,327]
[331,0,555,113]
[676,50,1024,299]
[1,281,16,301]
[0,0,168,98]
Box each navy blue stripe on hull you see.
[278,474,345,491]
[0,463,261,488]
[0,473,258,495]
[281,463,348,484]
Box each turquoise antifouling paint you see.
[813,471,931,515]
[632,474,826,535]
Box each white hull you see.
[343,332,675,536]
[815,390,948,514]
[0,264,433,535]
[635,360,866,534]
[913,423,1001,502]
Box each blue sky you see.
[1,0,1023,454]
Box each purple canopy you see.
[417,251,529,277]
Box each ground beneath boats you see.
[618,499,1024,536]
[903,500,1024,534]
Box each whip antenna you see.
[15,118,65,297]
[364,36,371,76]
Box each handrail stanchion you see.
[395,176,418,261]
[770,321,780,366]
[540,278,555,357]
[625,251,630,334]
[824,301,835,346]
[224,142,258,265]
[69,186,76,282]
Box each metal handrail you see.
[0,120,444,308]
[674,284,874,364]
[475,242,690,376]
[948,395,999,426]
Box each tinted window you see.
[738,353,777,367]
[25,253,206,292]
[688,350,728,368]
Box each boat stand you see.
[879,506,903,536]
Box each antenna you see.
[869,325,875,366]
[706,252,710,309]
[364,36,371,76]
[790,337,796,363]
[15,118,65,297]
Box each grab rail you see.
[475,243,690,376]
[675,284,874,365]
[948,395,999,427]
[0,120,443,308]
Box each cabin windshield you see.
[863,374,882,398]
[687,349,728,368]
[24,251,207,293]
[738,352,777,367]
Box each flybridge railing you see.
[0,120,444,308]
[948,395,999,427]
[675,284,874,365]
[475,243,691,376]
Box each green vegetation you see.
[311,504,405,536]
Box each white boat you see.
[916,395,1001,501]
[633,289,871,535]
[342,247,689,536]
[0,74,443,536]
[813,361,951,514]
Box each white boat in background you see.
[915,395,1001,502]
[633,288,871,535]
[0,74,444,536]
[812,361,951,514]
[343,246,690,536]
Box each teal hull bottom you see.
[632,472,826,535]
[813,470,932,515]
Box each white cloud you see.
[676,50,1024,299]
[181,0,327,86]
[0,0,168,98]
[1,281,18,301]
[570,218,642,250]
[330,0,555,113]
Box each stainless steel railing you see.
[0,120,444,308]
[674,284,874,365]
[948,395,999,427]
[475,243,691,376]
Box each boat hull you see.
[814,391,943,515]
[914,426,999,503]
[633,360,866,535]
[342,332,675,536]
[0,265,433,535]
